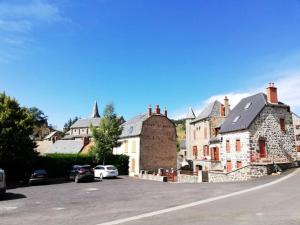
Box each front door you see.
[259,140,267,158]
[215,147,220,161]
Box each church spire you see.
[91,101,100,118]
[186,107,196,119]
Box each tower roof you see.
[91,101,100,118]
[186,107,196,119]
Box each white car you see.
[0,169,6,197]
[94,165,119,179]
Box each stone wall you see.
[249,105,296,163]
[139,173,167,182]
[140,115,177,171]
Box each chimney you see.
[224,96,230,116]
[164,107,168,117]
[155,105,161,114]
[148,105,152,117]
[266,82,278,104]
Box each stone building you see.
[218,83,297,173]
[113,105,177,176]
[292,113,300,160]
[185,97,230,170]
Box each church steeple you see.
[91,101,100,118]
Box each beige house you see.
[113,105,177,176]
[185,97,230,170]
[292,113,300,160]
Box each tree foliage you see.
[0,93,38,179]
[89,104,123,164]
[63,116,79,133]
[28,107,51,140]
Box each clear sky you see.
[1,0,300,129]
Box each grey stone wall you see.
[249,105,296,163]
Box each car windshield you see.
[34,170,47,175]
[107,166,116,170]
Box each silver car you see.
[0,168,6,196]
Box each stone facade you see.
[292,113,300,159]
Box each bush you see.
[33,153,129,178]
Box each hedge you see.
[33,153,129,178]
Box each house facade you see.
[292,113,300,160]
[113,105,177,176]
[185,97,230,170]
[219,83,297,173]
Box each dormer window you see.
[233,116,241,123]
[244,102,252,110]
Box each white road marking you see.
[96,169,299,225]
[86,188,99,191]
[3,206,18,210]
[52,207,65,211]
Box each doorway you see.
[259,139,267,158]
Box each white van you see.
[0,168,6,196]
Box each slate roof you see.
[219,92,291,134]
[48,140,84,154]
[186,107,196,119]
[44,131,59,140]
[180,140,186,149]
[71,118,101,129]
[191,100,222,123]
[119,114,149,139]
[91,101,100,118]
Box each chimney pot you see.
[148,105,152,117]
[164,107,168,117]
[155,105,161,114]
[266,82,278,104]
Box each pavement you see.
[0,169,300,225]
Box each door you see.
[259,139,267,158]
[226,160,232,173]
[215,147,220,161]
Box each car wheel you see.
[99,173,103,181]
[75,176,79,183]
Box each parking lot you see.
[0,173,294,225]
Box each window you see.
[203,145,209,156]
[297,146,300,152]
[236,139,241,152]
[296,135,300,141]
[296,125,300,130]
[131,140,137,153]
[233,116,241,123]
[237,161,242,169]
[226,160,232,173]
[193,146,198,159]
[129,126,134,134]
[226,140,230,153]
[244,102,252,110]
[124,141,128,153]
[280,119,286,132]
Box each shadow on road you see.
[0,192,26,201]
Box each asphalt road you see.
[0,169,299,225]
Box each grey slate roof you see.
[186,107,196,119]
[71,118,101,129]
[191,100,222,123]
[219,93,268,134]
[180,140,186,150]
[48,140,84,154]
[44,131,58,140]
[119,114,149,139]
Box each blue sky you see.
[1,0,300,129]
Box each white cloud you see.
[171,72,300,120]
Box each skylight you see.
[244,102,252,110]
[233,116,241,123]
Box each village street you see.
[1,169,299,225]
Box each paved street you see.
[1,169,299,225]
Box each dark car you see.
[29,169,48,185]
[68,165,94,183]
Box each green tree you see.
[63,116,79,133]
[89,104,123,164]
[0,93,38,179]
[28,107,50,140]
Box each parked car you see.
[0,168,6,197]
[94,165,119,179]
[29,169,48,185]
[68,165,94,183]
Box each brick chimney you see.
[164,107,168,117]
[224,96,230,116]
[148,105,152,117]
[155,105,161,114]
[266,83,278,104]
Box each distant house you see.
[185,97,230,170]
[113,105,177,176]
[36,131,62,155]
[292,113,300,160]
[219,83,296,173]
